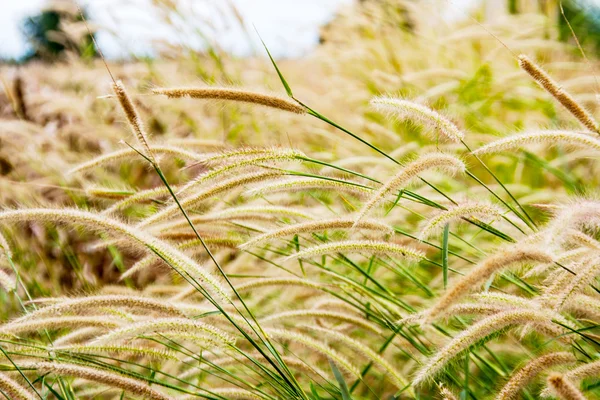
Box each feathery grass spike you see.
[419,202,503,240]
[0,372,35,400]
[496,352,576,400]
[21,362,174,400]
[518,54,599,133]
[371,97,465,142]
[283,240,424,262]
[472,130,600,156]
[112,80,156,162]
[354,152,465,225]
[425,247,552,321]
[414,310,568,386]
[240,218,393,249]
[152,87,305,114]
[546,373,587,400]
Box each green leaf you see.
[44,381,67,400]
[293,234,306,276]
[255,27,293,97]
[329,359,352,400]
[442,223,450,289]
[309,382,321,399]
[385,189,403,216]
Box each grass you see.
[1,0,600,399]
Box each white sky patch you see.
[0,0,45,58]
[6,0,594,60]
[0,0,354,59]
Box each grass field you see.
[1,1,600,399]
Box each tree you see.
[22,0,96,61]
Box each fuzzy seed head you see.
[283,240,424,262]
[546,373,587,400]
[355,152,465,224]
[518,55,599,133]
[426,247,553,322]
[371,97,465,142]
[0,269,15,292]
[112,80,156,162]
[0,209,230,301]
[0,372,35,400]
[308,325,410,391]
[246,177,372,198]
[0,232,12,259]
[265,328,360,377]
[261,309,381,334]
[496,352,576,400]
[152,86,306,114]
[92,318,235,346]
[472,130,600,156]
[419,202,503,240]
[179,148,306,193]
[414,310,568,386]
[240,217,393,249]
[440,385,459,400]
[68,146,202,175]
[21,361,174,400]
[138,170,283,227]
[563,359,600,382]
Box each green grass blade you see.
[255,27,294,97]
[442,223,450,289]
[328,359,352,400]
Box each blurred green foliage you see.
[558,0,600,54]
[22,5,96,61]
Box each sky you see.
[6,0,600,60]
[0,0,363,59]
[0,0,493,60]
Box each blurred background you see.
[2,0,600,63]
[0,0,354,60]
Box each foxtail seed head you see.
[472,130,600,156]
[354,152,465,225]
[425,247,553,322]
[308,325,411,391]
[546,373,587,400]
[245,177,372,198]
[440,385,459,400]
[112,80,156,163]
[152,86,306,114]
[0,209,230,301]
[371,97,465,142]
[0,269,15,292]
[92,318,235,346]
[21,361,174,400]
[138,170,283,227]
[0,372,35,400]
[0,231,12,259]
[518,55,599,133]
[265,328,360,377]
[283,240,424,263]
[240,217,393,249]
[419,202,503,240]
[68,146,202,175]
[413,309,568,386]
[496,352,576,400]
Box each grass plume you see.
[152,86,306,114]
[518,54,599,133]
[354,152,465,225]
[425,247,553,322]
[546,373,587,400]
[371,97,465,142]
